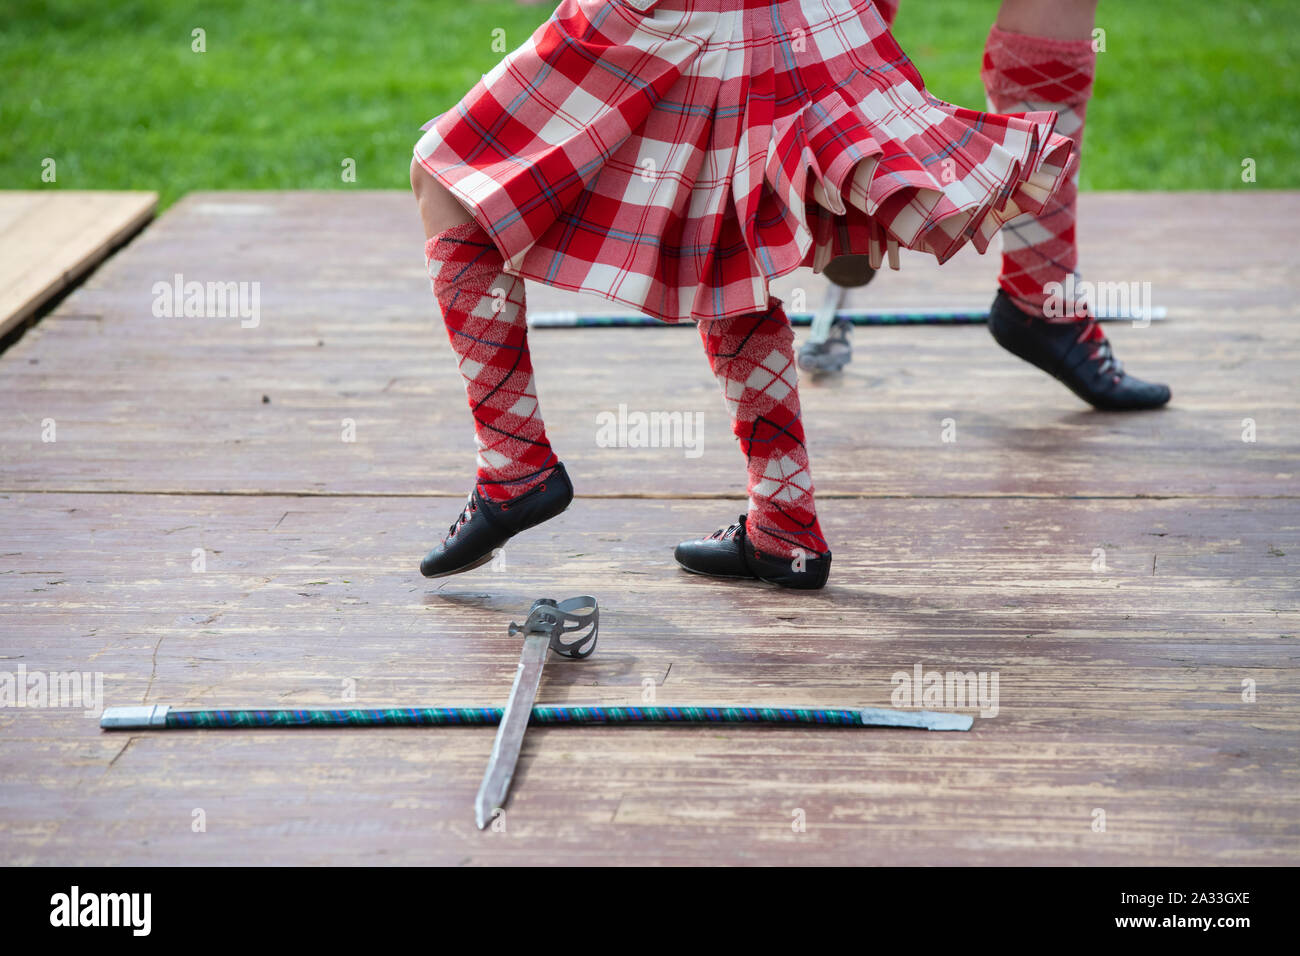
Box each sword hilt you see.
[509,596,599,659]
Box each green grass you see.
[3,0,1297,208]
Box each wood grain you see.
[0,191,1294,497]
[0,191,156,340]
[0,191,1296,864]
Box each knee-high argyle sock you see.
[699,303,827,560]
[982,24,1096,319]
[425,220,558,501]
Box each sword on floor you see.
[99,595,975,829]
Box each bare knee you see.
[410,157,473,236]
[410,156,436,197]
[996,0,1098,39]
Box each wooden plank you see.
[0,493,1295,865]
[0,191,157,340]
[1,189,1296,866]
[0,191,1295,497]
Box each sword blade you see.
[474,633,551,829]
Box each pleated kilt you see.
[414,0,1072,322]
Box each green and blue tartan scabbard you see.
[100,704,972,731]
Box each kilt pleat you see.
[414,0,1073,323]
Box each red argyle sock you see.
[699,302,827,560]
[425,221,558,501]
[982,24,1096,320]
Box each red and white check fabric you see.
[415,0,1074,323]
[699,300,826,559]
[426,221,559,501]
[982,24,1096,319]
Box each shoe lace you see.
[707,521,744,541]
[1076,316,1124,378]
[446,493,477,540]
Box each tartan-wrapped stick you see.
[100,704,973,731]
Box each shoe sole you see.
[674,561,754,581]
[421,550,498,579]
[675,558,830,589]
[420,498,573,579]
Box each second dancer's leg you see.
[983,0,1170,410]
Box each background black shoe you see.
[988,289,1171,411]
[419,464,573,578]
[674,516,831,590]
[821,254,877,288]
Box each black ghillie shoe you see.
[988,289,1171,411]
[419,464,573,578]
[673,515,831,590]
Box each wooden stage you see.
[1,191,1297,865]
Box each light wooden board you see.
[0,190,1297,865]
[0,191,156,340]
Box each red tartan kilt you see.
[414,0,1072,323]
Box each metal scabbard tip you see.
[857,707,974,731]
[919,710,975,731]
[99,705,169,730]
[474,798,501,831]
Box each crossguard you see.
[508,596,599,659]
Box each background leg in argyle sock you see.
[982,24,1096,319]
[425,221,558,501]
[698,301,827,560]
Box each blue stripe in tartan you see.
[918,117,983,166]
[448,327,531,355]
[556,30,659,93]
[651,99,743,120]
[544,186,597,285]
[546,213,752,262]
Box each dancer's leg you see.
[983,0,1098,317]
[675,301,831,589]
[418,165,558,501]
[411,157,473,239]
[995,0,1097,40]
[982,0,1170,410]
[413,160,569,577]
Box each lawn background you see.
[3,0,1297,209]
